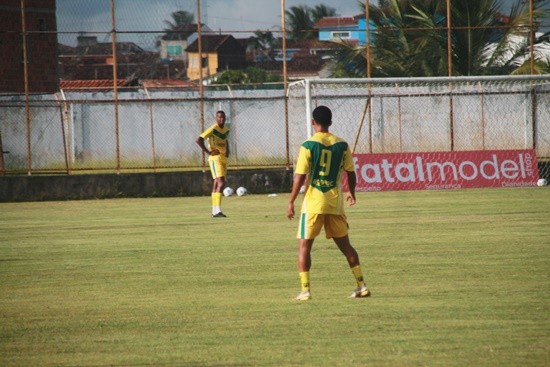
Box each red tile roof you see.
[142,80,198,88]
[314,15,362,28]
[59,79,128,90]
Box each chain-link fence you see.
[287,76,550,180]
[0,87,289,174]
[2,75,549,178]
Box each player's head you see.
[216,110,226,127]
[312,105,332,127]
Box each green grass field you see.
[1,188,549,366]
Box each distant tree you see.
[215,69,246,84]
[329,0,549,77]
[244,66,282,83]
[311,4,337,23]
[285,5,314,41]
[164,10,194,32]
[248,31,278,61]
[215,67,282,84]
[285,4,337,42]
[157,10,195,47]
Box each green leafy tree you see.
[215,70,247,84]
[285,5,314,41]
[215,67,282,84]
[157,10,195,47]
[285,4,337,42]
[248,31,278,61]
[329,0,549,77]
[164,10,194,32]
[311,4,337,23]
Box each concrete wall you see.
[1,162,547,202]
[0,168,293,202]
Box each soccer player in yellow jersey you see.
[196,110,230,218]
[287,105,370,301]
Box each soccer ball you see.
[236,186,247,196]
[223,187,234,197]
[537,178,547,187]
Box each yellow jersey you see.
[200,123,229,159]
[295,132,354,215]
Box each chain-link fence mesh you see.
[1,88,288,173]
[2,76,549,177]
[288,77,550,181]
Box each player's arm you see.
[287,173,307,219]
[343,146,357,206]
[196,136,211,155]
[346,170,357,206]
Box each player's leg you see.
[210,159,226,217]
[296,238,314,300]
[327,215,371,298]
[294,213,322,301]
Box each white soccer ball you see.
[223,187,234,197]
[537,178,547,187]
[236,186,247,196]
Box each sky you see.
[56,0,363,46]
[56,0,546,48]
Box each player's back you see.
[299,132,350,214]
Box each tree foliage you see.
[285,4,337,42]
[329,0,550,77]
[215,67,282,84]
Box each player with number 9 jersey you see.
[295,133,354,215]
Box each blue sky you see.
[56,0,547,48]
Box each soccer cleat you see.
[212,212,227,218]
[294,291,311,301]
[350,285,371,298]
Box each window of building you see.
[331,31,350,39]
[167,45,182,56]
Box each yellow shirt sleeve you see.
[342,146,354,172]
[200,125,215,139]
[295,146,311,175]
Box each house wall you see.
[318,26,358,43]
[357,19,376,46]
[216,38,246,71]
[160,40,189,62]
[318,19,376,46]
[187,52,218,80]
[0,0,58,93]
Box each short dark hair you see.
[216,110,226,116]
[312,105,332,126]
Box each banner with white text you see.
[351,149,539,192]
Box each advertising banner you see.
[351,149,539,192]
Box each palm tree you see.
[329,0,549,77]
[475,1,550,75]
[285,5,314,42]
[285,4,338,42]
[311,4,337,23]
[159,10,195,43]
[248,30,278,61]
[164,10,194,32]
[329,0,445,77]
